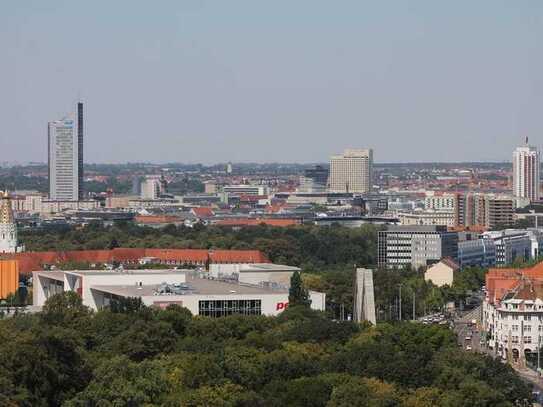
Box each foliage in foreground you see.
[0,292,532,406]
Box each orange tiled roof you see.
[191,207,215,218]
[12,247,270,274]
[486,264,543,305]
[209,249,269,263]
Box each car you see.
[466,345,472,351]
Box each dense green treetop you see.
[0,293,532,406]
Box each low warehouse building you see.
[32,269,325,316]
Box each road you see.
[453,304,543,404]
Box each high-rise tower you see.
[513,138,540,202]
[48,102,84,201]
[77,101,84,200]
[329,149,373,194]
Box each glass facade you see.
[199,299,262,317]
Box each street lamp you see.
[398,283,403,321]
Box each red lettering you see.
[276,302,289,311]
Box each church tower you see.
[0,192,20,253]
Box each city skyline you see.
[2,1,543,164]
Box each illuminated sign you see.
[276,302,289,311]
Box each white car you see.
[466,345,472,351]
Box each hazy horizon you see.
[2,1,542,164]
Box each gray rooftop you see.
[91,274,288,297]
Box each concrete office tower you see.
[77,102,84,200]
[353,268,376,325]
[141,178,160,200]
[0,192,20,253]
[329,149,373,193]
[377,225,459,269]
[226,163,233,174]
[513,140,540,202]
[48,116,79,201]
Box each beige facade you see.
[424,259,458,287]
[329,149,373,193]
[398,210,455,227]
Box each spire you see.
[0,191,14,224]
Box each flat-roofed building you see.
[329,149,373,194]
[222,185,268,196]
[48,116,80,201]
[397,210,455,227]
[513,142,540,202]
[458,238,496,268]
[455,193,514,229]
[32,268,325,316]
[377,225,458,269]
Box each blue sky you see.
[1,1,542,163]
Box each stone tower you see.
[0,191,19,253]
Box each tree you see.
[289,271,311,307]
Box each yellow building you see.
[0,259,19,299]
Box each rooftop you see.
[91,274,288,297]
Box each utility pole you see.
[538,335,541,377]
[398,284,402,321]
[412,291,416,321]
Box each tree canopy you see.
[0,292,532,406]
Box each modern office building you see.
[482,230,532,265]
[377,225,458,269]
[457,238,496,268]
[140,178,160,200]
[424,193,456,211]
[513,140,540,202]
[222,185,268,196]
[77,102,84,200]
[299,165,329,193]
[48,105,83,201]
[329,149,373,194]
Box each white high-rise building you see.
[513,140,540,202]
[0,192,21,253]
[141,178,160,200]
[329,149,373,193]
[48,116,79,201]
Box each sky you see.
[1,0,543,164]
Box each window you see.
[512,315,519,320]
[524,315,532,321]
[524,336,532,344]
[512,325,519,331]
[524,325,532,332]
[198,299,262,317]
[512,336,519,344]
